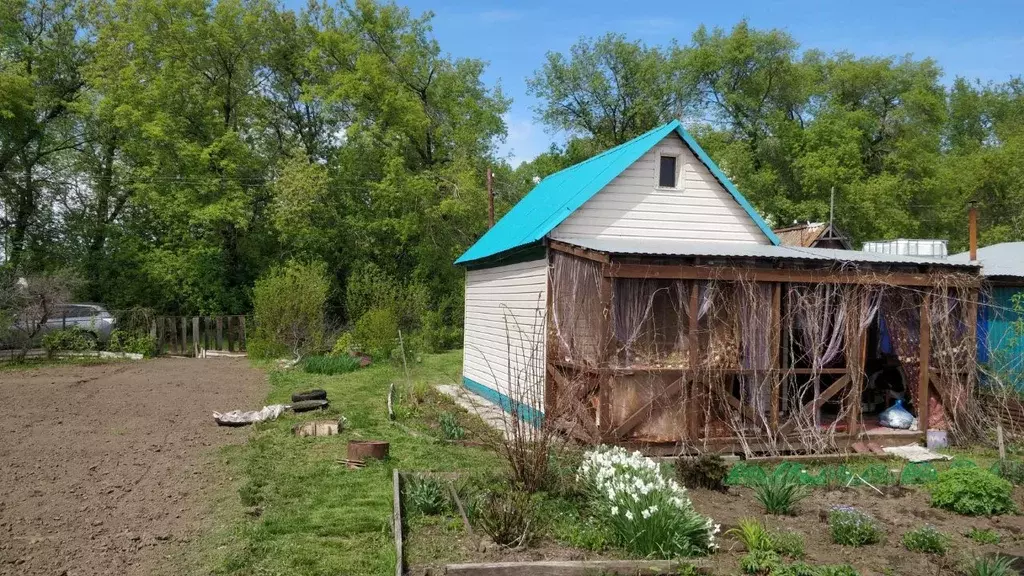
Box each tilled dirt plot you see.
[0,358,266,576]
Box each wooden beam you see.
[548,239,611,264]
[778,374,852,435]
[687,281,700,441]
[611,375,686,439]
[770,283,781,432]
[443,560,709,576]
[918,292,932,430]
[596,265,614,434]
[605,263,976,288]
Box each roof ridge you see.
[537,120,680,183]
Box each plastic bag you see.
[878,399,914,429]
[213,404,287,426]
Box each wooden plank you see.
[192,317,200,356]
[687,281,700,441]
[226,316,235,352]
[605,263,977,288]
[238,316,246,351]
[216,317,224,351]
[610,375,686,439]
[597,267,613,434]
[770,283,781,432]
[918,292,932,430]
[548,239,611,264]
[443,560,707,576]
[392,469,404,576]
[180,317,187,355]
[155,318,163,356]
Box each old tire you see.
[291,389,327,402]
[290,399,329,413]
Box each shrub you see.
[345,262,401,324]
[677,454,729,491]
[106,330,157,357]
[353,307,399,360]
[727,518,804,560]
[249,260,329,359]
[740,550,781,575]
[992,459,1024,485]
[330,332,356,356]
[966,527,1001,545]
[770,530,806,559]
[828,506,883,546]
[477,490,537,548]
[577,446,718,558]
[42,328,95,355]
[752,472,807,515]
[902,524,949,555]
[405,475,448,516]
[302,354,361,375]
[439,412,465,440]
[930,467,1016,516]
[964,555,1016,576]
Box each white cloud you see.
[498,114,550,167]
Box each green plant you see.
[404,474,447,515]
[302,354,361,375]
[439,411,465,440]
[816,566,860,576]
[752,472,808,515]
[992,459,1024,485]
[727,518,774,552]
[901,524,949,554]
[966,527,1001,545]
[331,331,356,356]
[930,467,1017,516]
[740,550,781,575]
[249,260,329,359]
[106,330,157,357]
[353,307,399,360]
[770,530,806,559]
[41,327,95,356]
[677,453,729,491]
[964,555,1016,576]
[477,490,537,548]
[828,506,883,546]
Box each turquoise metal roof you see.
[455,119,780,265]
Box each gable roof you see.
[949,242,1024,279]
[455,119,780,265]
[774,222,852,249]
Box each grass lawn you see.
[205,351,503,576]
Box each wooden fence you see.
[154,315,247,356]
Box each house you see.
[949,242,1024,388]
[774,222,852,250]
[456,120,981,455]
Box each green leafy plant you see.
[106,330,157,357]
[727,518,774,552]
[41,327,95,356]
[930,467,1017,516]
[992,459,1024,485]
[901,524,949,554]
[353,307,399,360]
[963,555,1017,576]
[752,472,808,515]
[966,527,1001,545]
[677,453,730,491]
[477,490,537,548]
[302,354,361,375]
[770,530,806,559]
[330,332,356,356]
[439,411,466,440]
[404,474,447,516]
[773,564,859,576]
[828,506,883,546]
[249,260,329,359]
[740,550,781,575]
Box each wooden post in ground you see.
[770,282,781,432]
[239,316,246,352]
[918,292,932,431]
[180,317,188,355]
[687,280,700,442]
[392,469,404,576]
[596,269,613,436]
[216,317,223,351]
[192,317,200,356]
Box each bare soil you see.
[0,358,266,576]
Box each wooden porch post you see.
[687,280,700,442]
[770,283,782,432]
[918,291,932,430]
[597,266,613,437]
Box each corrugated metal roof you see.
[949,242,1024,278]
[562,238,977,268]
[455,120,779,265]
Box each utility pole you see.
[487,167,494,228]
[969,201,978,262]
[829,186,835,229]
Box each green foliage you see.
[41,328,95,355]
[302,355,361,376]
[991,459,1024,485]
[929,467,1017,516]
[106,330,157,357]
[677,454,729,491]
[828,507,883,546]
[439,412,465,440]
[740,550,781,575]
[770,530,806,560]
[353,307,400,360]
[345,263,402,325]
[477,490,537,548]
[752,472,808,515]
[966,527,1001,545]
[331,332,356,357]
[404,475,448,516]
[964,555,1017,576]
[901,525,950,555]
[249,261,330,359]
[727,518,774,553]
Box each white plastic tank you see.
[862,239,948,258]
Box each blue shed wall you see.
[985,285,1024,388]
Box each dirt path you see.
[0,358,266,576]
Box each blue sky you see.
[289,0,1024,166]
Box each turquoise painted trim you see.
[462,376,544,424]
[455,119,778,265]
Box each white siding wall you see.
[550,134,770,244]
[463,259,548,411]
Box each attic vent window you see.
[658,155,677,188]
